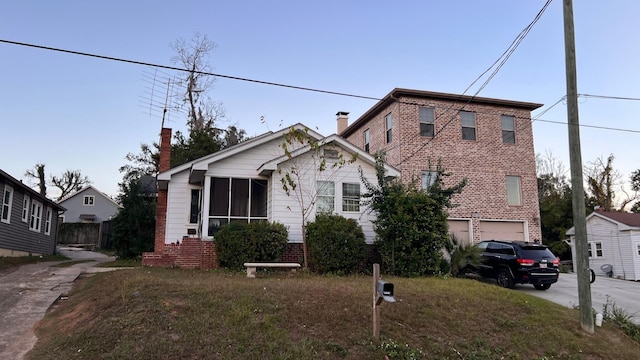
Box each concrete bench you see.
[243,262,301,278]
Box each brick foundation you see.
[143,237,218,270]
[142,240,312,270]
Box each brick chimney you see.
[336,111,349,134]
[154,128,172,253]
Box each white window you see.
[589,241,603,258]
[363,129,370,153]
[342,183,360,212]
[419,107,435,137]
[1,186,13,224]
[45,208,52,235]
[30,200,42,232]
[316,181,335,213]
[83,195,95,206]
[385,113,393,143]
[461,111,476,140]
[506,176,522,206]
[501,115,516,144]
[22,196,30,222]
[422,171,438,190]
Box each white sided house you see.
[143,124,399,269]
[566,209,640,280]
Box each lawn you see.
[27,268,640,360]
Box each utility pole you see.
[562,0,593,333]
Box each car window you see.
[520,247,555,259]
[502,245,515,256]
[486,243,501,253]
[477,242,489,251]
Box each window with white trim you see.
[588,241,603,258]
[1,186,13,224]
[419,107,435,137]
[461,111,476,140]
[422,171,438,190]
[506,176,522,206]
[316,181,335,213]
[385,113,393,143]
[22,196,30,222]
[30,200,42,232]
[45,208,52,235]
[83,195,95,206]
[501,115,516,144]
[342,183,360,212]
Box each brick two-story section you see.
[340,88,543,244]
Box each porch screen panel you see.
[210,178,229,216]
[250,179,268,217]
[230,179,249,217]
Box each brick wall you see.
[154,128,172,254]
[142,237,219,269]
[345,93,542,243]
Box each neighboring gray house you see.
[0,169,65,256]
[57,185,120,223]
[567,209,640,280]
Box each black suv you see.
[466,240,560,290]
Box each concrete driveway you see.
[0,247,116,360]
[517,272,640,323]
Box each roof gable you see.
[566,210,640,235]
[158,124,324,182]
[257,134,400,177]
[57,185,121,208]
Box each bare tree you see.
[170,33,225,131]
[24,163,47,196]
[584,154,638,211]
[536,149,568,180]
[278,127,358,268]
[51,170,91,201]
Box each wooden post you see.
[373,263,380,342]
[562,0,594,333]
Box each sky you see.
[1,1,639,202]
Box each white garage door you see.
[479,221,525,241]
[448,220,471,244]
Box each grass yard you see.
[27,268,640,360]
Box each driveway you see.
[517,272,640,323]
[0,247,116,360]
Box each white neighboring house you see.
[566,209,640,280]
[155,123,400,246]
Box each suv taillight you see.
[517,258,535,266]
[553,257,560,266]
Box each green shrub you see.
[306,213,366,275]
[445,235,482,277]
[215,221,288,270]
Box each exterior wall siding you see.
[344,94,541,243]
[271,149,380,244]
[58,187,119,223]
[0,178,61,255]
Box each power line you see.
[2,37,639,137]
[398,0,553,164]
[0,38,381,102]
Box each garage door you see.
[448,220,471,244]
[479,221,525,241]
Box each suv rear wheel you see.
[496,269,514,288]
[533,283,551,290]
